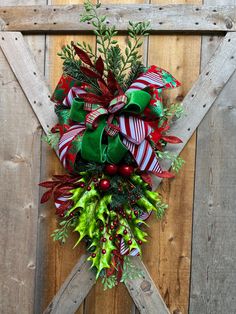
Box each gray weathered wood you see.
[0,4,235,33]
[189,0,236,313]
[0,0,46,312]
[2,31,236,314]
[0,31,57,136]
[153,31,236,189]
[125,257,170,314]
[43,254,95,314]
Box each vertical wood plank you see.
[35,1,96,313]
[83,0,146,313]
[142,0,202,313]
[190,0,236,313]
[0,0,46,313]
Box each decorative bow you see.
[51,66,180,174]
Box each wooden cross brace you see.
[1,27,236,314]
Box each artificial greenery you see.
[57,0,150,90]
[42,132,60,150]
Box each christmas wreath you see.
[40,0,184,289]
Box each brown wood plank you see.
[0,4,236,33]
[2,29,236,314]
[189,0,236,313]
[140,0,201,313]
[0,0,46,313]
[35,0,96,313]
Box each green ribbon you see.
[67,90,160,164]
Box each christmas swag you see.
[40,0,184,289]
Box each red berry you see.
[99,179,111,191]
[110,225,115,230]
[118,188,122,192]
[91,253,96,258]
[134,210,139,216]
[128,215,132,220]
[69,212,74,217]
[109,236,113,241]
[99,226,104,231]
[119,165,134,177]
[102,249,106,254]
[87,186,91,191]
[128,240,132,245]
[115,234,119,238]
[105,164,118,175]
[59,213,64,218]
[101,237,107,242]
[113,221,118,226]
[93,178,98,182]
[138,240,142,245]
[79,182,85,188]
[123,229,128,235]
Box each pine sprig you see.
[42,132,60,150]
[120,256,144,283]
[51,217,78,244]
[124,62,146,90]
[117,21,150,82]
[157,151,185,173]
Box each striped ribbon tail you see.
[120,209,152,256]
[119,115,162,174]
[63,87,86,107]
[58,124,85,171]
[127,69,165,93]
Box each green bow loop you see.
[69,98,87,122]
[81,118,107,163]
[81,117,128,164]
[67,89,154,165]
[124,90,151,114]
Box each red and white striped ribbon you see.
[63,86,86,107]
[127,68,165,93]
[58,124,85,168]
[119,115,162,174]
[55,196,70,209]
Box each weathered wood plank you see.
[36,0,97,312]
[125,257,170,314]
[189,0,236,313]
[143,0,201,310]
[2,30,236,314]
[152,31,236,189]
[0,4,236,33]
[0,31,56,136]
[43,255,95,314]
[0,0,46,313]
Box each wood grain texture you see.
[140,1,201,313]
[189,0,236,313]
[0,31,57,135]
[0,4,236,33]
[43,255,95,314]
[35,0,96,313]
[152,31,236,185]
[3,29,236,314]
[0,0,46,313]
[125,257,170,314]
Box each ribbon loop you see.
[52,65,181,174]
